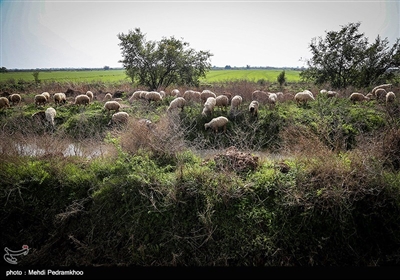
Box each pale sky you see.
[1,0,399,69]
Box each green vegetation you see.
[1,78,400,266]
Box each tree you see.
[300,22,400,89]
[117,28,213,89]
[32,71,40,84]
[277,70,286,87]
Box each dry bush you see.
[118,112,188,157]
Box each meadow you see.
[0,74,399,270]
[0,68,302,83]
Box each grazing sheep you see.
[86,90,94,101]
[0,96,10,109]
[249,100,259,117]
[386,91,396,104]
[129,90,147,103]
[349,92,370,103]
[171,88,181,97]
[104,100,121,113]
[144,91,163,103]
[320,89,328,94]
[251,90,269,104]
[204,116,229,133]
[34,94,48,106]
[74,94,90,106]
[109,111,129,126]
[371,83,392,96]
[8,94,21,106]
[41,92,50,101]
[215,95,229,110]
[230,95,243,111]
[202,97,216,117]
[327,91,338,98]
[45,107,56,128]
[183,90,201,103]
[221,91,232,102]
[201,90,216,103]
[374,88,387,101]
[53,92,67,105]
[267,93,278,108]
[167,97,186,112]
[294,90,315,106]
[103,92,113,101]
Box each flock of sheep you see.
[0,83,397,134]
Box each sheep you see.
[74,94,90,106]
[45,107,56,128]
[201,90,216,103]
[171,88,181,97]
[129,90,147,103]
[144,91,163,103]
[159,90,166,99]
[103,92,113,101]
[108,111,129,126]
[386,91,396,104]
[374,88,387,102]
[230,95,243,111]
[0,96,10,109]
[202,97,216,117]
[53,92,67,105]
[41,92,50,101]
[104,100,121,113]
[167,97,186,112]
[34,94,48,106]
[215,95,229,111]
[8,94,21,106]
[86,90,94,101]
[320,89,328,94]
[294,90,315,106]
[349,92,370,103]
[204,116,229,133]
[251,90,269,104]
[267,93,278,109]
[327,91,338,98]
[249,100,259,117]
[183,90,201,103]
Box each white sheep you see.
[349,92,370,103]
[103,92,113,101]
[41,92,50,101]
[167,97,186,112]
[183,90,201,103]
[386,91,396,104]
[251,90,269,104]
[171,88,181,97]
[201,90,216,103]
[129,90,147,103]
[74,94,90,106]
[215,95,229,110]
[144,91,163,103]
[204,116,229,133]
[294,90,315,106]
[249,100,259,117]
[202,97,216,117]
[267,93,278,108]
[45,107,56,128]
[104,101,121,113]
[8,94,22,106]
[374,88,387,101]
[34,94,48,106]
[53,92,66,105]
[230,95,243,111]
[327,91,338,98]
[0,96,10,109]
[109,111,129,126]
[86,90,94,101]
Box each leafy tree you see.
[277,70,286,87]
[117,28,213,89]
[300,22,400,89]
[0,67,7,73]
[32,71,40,84]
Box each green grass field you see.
[0,69,302,83]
